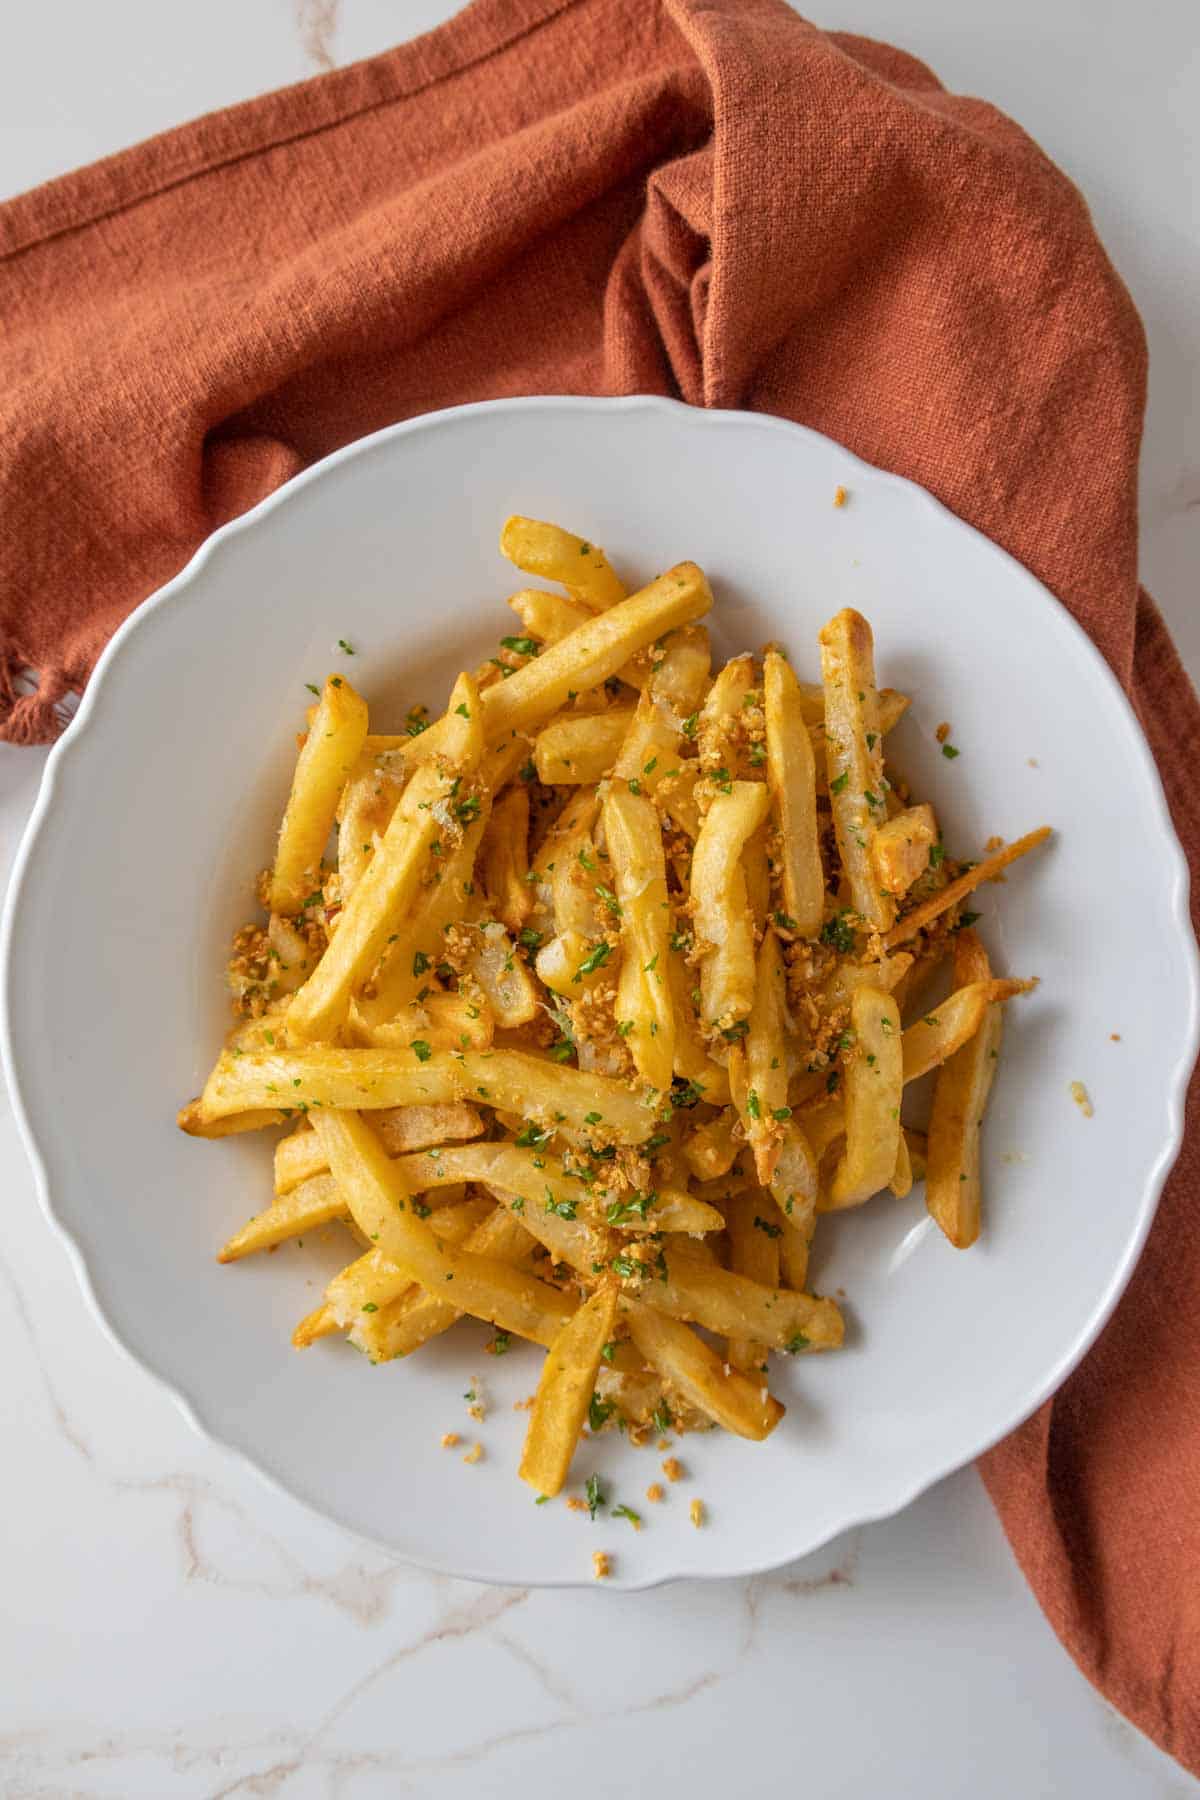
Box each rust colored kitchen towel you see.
[2,0,1197,1771]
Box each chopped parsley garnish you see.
[595,884,621,917]
[515,1122,551,1148]
[670,930,692,952]
[820,912,856,954]
[956,910,982,929]
[651,1400,673,1434]
[600,1340,619,1363]
[941,743,961,760]
[574,941,612,979]
[829,769,850,795]
[586,1473,605,1519]
[361,1302,378,1313]
[454,702,470,718]
[929,841,946,868]
[721,1020,749,1041]
[613,1504,642,1528]
[786,1332,811,1353]
[305,682,320,696]
[518,927,544,951]
[606,1192,656,1225]
[681,712,699,739]
[753,1215,782,1239]
[617,1019,635,1036]
[489,1332,511,1355]
[412,950,430,977]
[411,1200,432,1218]
[544,1189,577,1220]
[518,759,537,782]
[549,1039,574,1062]
[588,1394,615,1431]
[669,1079,705,1109]
[643,1132,671,1153]
[611,1253,642,1279]
[453,794,481,824]
[826,1069,841,1094]
[500,635,539,658]
[411,1040,432,1062]
[338,638,355,655]
[773,910,798,931]
[772,1106,792,1122]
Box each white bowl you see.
[4,397,1196,1589]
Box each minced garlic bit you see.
[566,1496,588,1513]
[645,1483,665,1504]
[1070,1081,1094,1119]
[832,485,848,508]
[462,1442,484,1465]
[440,1432,460,1449]
[593,1550,611,1580]
[689,1498,706,1528]
[935,721,951,744]
[662,1457,685,1483]
[1110,1033,1121,1043]
[984,835,1005,852]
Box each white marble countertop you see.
[2,4,1197,1795]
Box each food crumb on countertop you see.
[690,1499,706,1528]
[646,1483,665,1504]
[1069,1081,1094,1118]
[462,1442,484,1465]
[662,1457,685,1483]
[593,1550,611,1580]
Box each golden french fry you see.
[666,948,731,1104]
[768,1119,818,1217]
[535,929,614,997]
[287,673,484,1041]
[534,710,634,784]
[904,1127,928,1183]
[269,675,369,914]
[622,1300,783,1440]
[479,564,712,743]
[470,921,540,1027]
[649,624,711,721]
[724,1192,780,1372]
[508,587,592,641]
[902,978,1033,1083]
[681,1107,741,1181]
[354,989,494,1054]
[177,1101,287,1137]
[357,1208,537,1362]
[218,1174,347,1262]
[603,784,674,1091]
[731,928,790,1183]
[353,811,489,1030]
[764,649,823,936]
[640,1249,843,1350]
[692,780,771,1030]
[520,1287,619,1495]
[886,827,1053,949]
[200,1045,660,1141]
[337,754,405,901]
[890,1130,914,1199]
[696,654,754,771]
[659,767,702,840]
[872,803,937,901]
[611,689,680,789]
[926,930,1004,1248]
[274,1103,485,1193]
[500,516,627,611]
[481,785,532,933]
[827,987,903,1210]
[819,608,894,933]
[311,1110,575,1346]
[293,1303,338,1347]
[771,1185,818,1292]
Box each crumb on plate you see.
[646,1483,665,1504]
[984,835,1005,852]
[690,1498,706,1528]
[462,1442,484,1465]
[662,1457,685,1483]
[567,1496,588,1513]
[935,721,951,744]
[1110,1033,1121,1042]
[593,1551,611,1580]
[440,1432,460,1449]
[1069,1081,1094,1119]
[833,485,848,508]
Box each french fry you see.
[819,608,894,933]
[520,1287,619,1495]
[288,673,484,1041]
[640,1249,843,1350]
[311,1109,575,1346]
[274,1103,485,1193]
[603,784,674,1091]
[771,1186,818,1292]
[200,1045,660,1141]
[724,1192,779,1372]
[827,987,903,1210]
[481,785,532,933]
[743,827,771,933]
[890,1130,914,1199]
[872,803,937,901]
[218,1174,347,1261]
[622,1301,783,1440]
[681,1107,741,1181]
[885,827,1052,949]
[508,587,591,642]
[902,978,1034,1083]
[731,928,790,1182]
[500,516,627,611]
[926,930,1004,1248]
[658,767,703,840]
[269,675,369,914]
[177,1101,288,1137]
[905,1127,928,1183]
[534,710,634,784]
[535,929,614,997]
[696,654,754,772]
[337,754,405,900]
[764,649,823,937]
[479,564,712,743]
[354,989,494,1054]
[648,624,711,722]
[470,920,540,1027]
[357,1208,537,1362]
[692,780,771,1030]
[666,948,731,1104]
[768,1119,818,1217]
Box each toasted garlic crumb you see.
[567,1496,588,1513]
[935,721,951,744]
[462,1442,484,1465]
[1027,757,1039,768]
[467,1404,485,1423]
[1070,1081,1094,1119]
[1110,1033,1121,1042]
[646,1483,665,1504]
[513,1395,536,1411]
[984,835,1005,852]
[440,1432,460,1449]
[690,1498,706,1528]
[593,1551,611,1580]
[656,1436,671,1451]
[833,486,848,508]
[662,1457,685,1483]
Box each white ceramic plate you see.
[4,397,1196,1589]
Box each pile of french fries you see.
[179,515,1051,1500]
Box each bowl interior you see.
[5,397,1195,1586]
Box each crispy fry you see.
[886,827,1052,948]
[764,649,823,936]
[819,608,894,932]
[623,1301,783,1440]
[666,949,731,1104]
[872,803,937,901]
[724,1192,779,1372]
[357,1208,537,1362]
[500,516,627,611]
[470,920,540,1027]
[640,1249,843,1350]
[481,785,532,932]
[520,1287,618,1495]
[269,674,369,914]
[692,780,771,1031]
[731,928,790,1182]
[507,587,592,641]
[926,930,1004,1248]
[902,979,1034,1083]
[681,1107,741,1181]
[603,784,674,1091]
[534,709,635,784]
[287,673,484,1041]
[827,987,903,1210]
[218,1174,347,1261]
[274,1104,485,1192]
